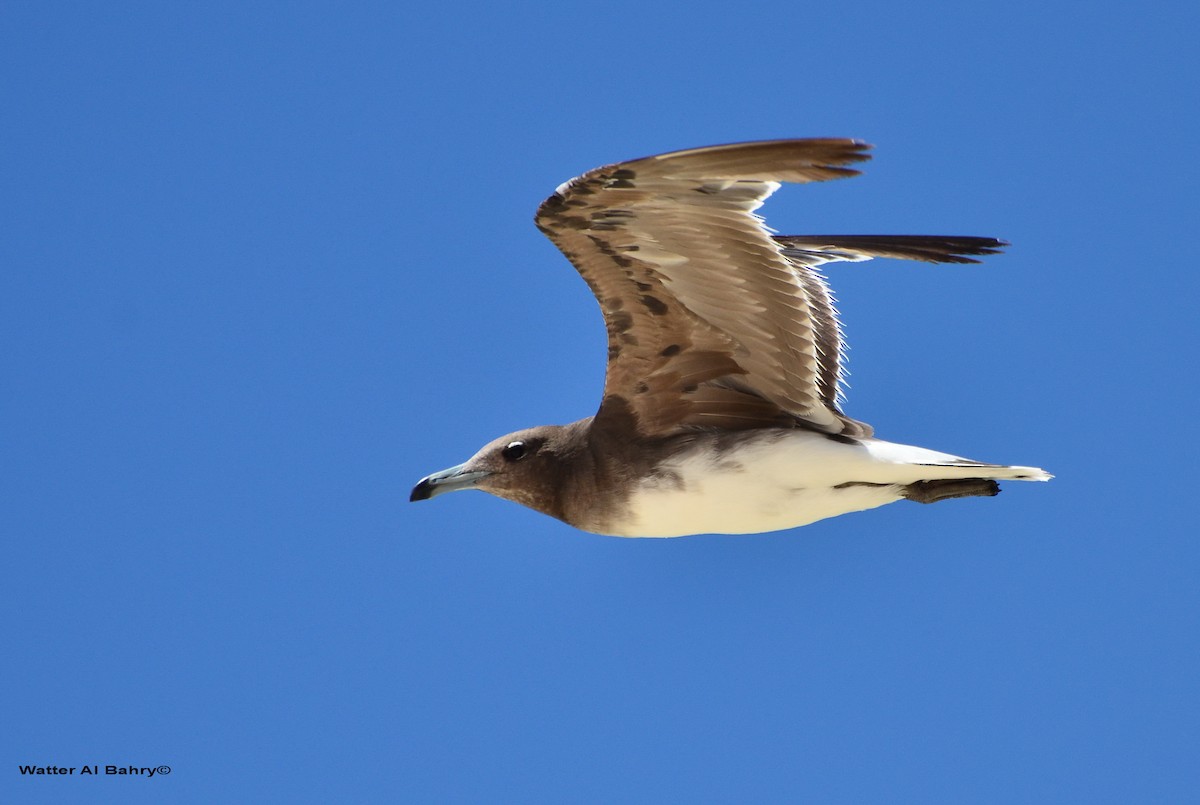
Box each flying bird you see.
[411,139,1050,536]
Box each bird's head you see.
[410,423,586,521]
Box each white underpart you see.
[614,431,1051,538]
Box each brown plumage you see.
[411,139,1046,536]
[534,139,1003,441]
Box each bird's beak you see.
[410,463,492,502]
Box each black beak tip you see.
[410,478,433,502]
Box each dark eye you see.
[501,441,527,462]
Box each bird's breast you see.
[608,430,904,537]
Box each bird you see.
[410,138,1050,537]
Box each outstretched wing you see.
[534,139,1003,438]
[771,234,1007,408]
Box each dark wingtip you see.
[773,234,1009,264]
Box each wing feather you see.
[535,139,872,437]
[534,139,1003,439]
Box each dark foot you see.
[903,479,1000,504]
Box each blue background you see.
[5,1,1198,802]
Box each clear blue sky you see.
[4,1,1198,802]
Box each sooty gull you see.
[410,139,1050,536]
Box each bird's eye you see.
[502,441,527,462]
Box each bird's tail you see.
[862,438,1053,484]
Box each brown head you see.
[410,422,592,523]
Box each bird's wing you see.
[535,138,874,437]
[771,234,1006,265]
[769,234,1008,407]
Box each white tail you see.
[863,438,1053,483]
